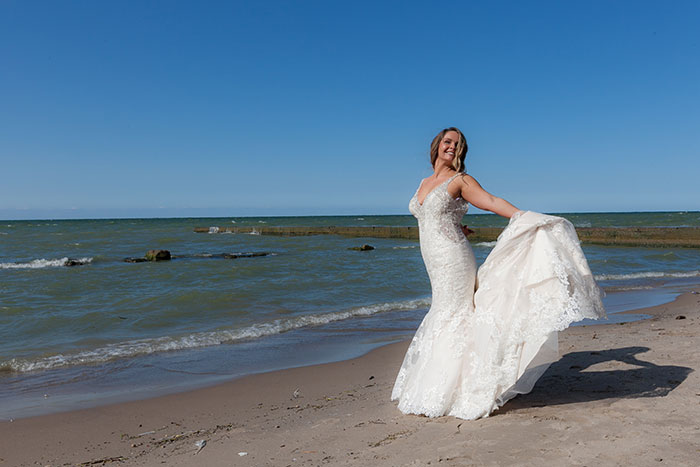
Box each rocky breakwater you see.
[348,244,375,251]
[63,258,92,267]
[196,225,700,248]
[124,249,172,263]
[124,250,271,263]
[575,227,700,248]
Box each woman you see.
[391,127,605,420]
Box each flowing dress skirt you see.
[391,210,605,420]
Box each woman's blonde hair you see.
[429,127,468,172]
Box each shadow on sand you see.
[501,346,693,413]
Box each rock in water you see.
[145,249,171,261]
[348,244,375,251]
[222,252,270,259]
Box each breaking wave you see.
[0,257,93,270]
[602,285,654,292]
[595,270,700,281]
[474,241,498,247]
[0,297,431,373]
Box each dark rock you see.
[222,252,270,259]
[676,315,686,320]
[124,257,148,263]
[64,258,89,267]
[145,250,171,261]
[348,244,375,251]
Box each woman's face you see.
[437,130,459,165]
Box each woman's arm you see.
[458,174,520,219]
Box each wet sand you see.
[1,288,699,466]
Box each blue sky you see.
[1,0,698,219]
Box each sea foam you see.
[1,297,430,373]
[0,257,93,270]
[474,241,498,247]
[595,270,700,281]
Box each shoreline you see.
[1,281,691,422]
[2,287,699,466]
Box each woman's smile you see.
[438,130,459,162]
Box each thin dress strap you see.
[446,173,465,203]
[447,173,462,184]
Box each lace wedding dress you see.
[391,174,606,420]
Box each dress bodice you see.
[409,174,469,246]
[408,174,475,316]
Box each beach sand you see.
[1,288,699,466]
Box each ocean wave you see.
[0,297,431,373]
[602,285,654,292]
[474,241,497,247]
[0,257,93,270]
[392,245,418,249]
[595,270,700,281]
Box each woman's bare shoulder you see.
[456,173,478,186]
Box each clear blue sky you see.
[1,0,698,219]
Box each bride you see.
[391,127,606,420]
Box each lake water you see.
[1,212,699,419]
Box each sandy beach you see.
[1,287,699,466]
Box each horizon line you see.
[2,209,699,223]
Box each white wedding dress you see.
[391,174,606,420]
